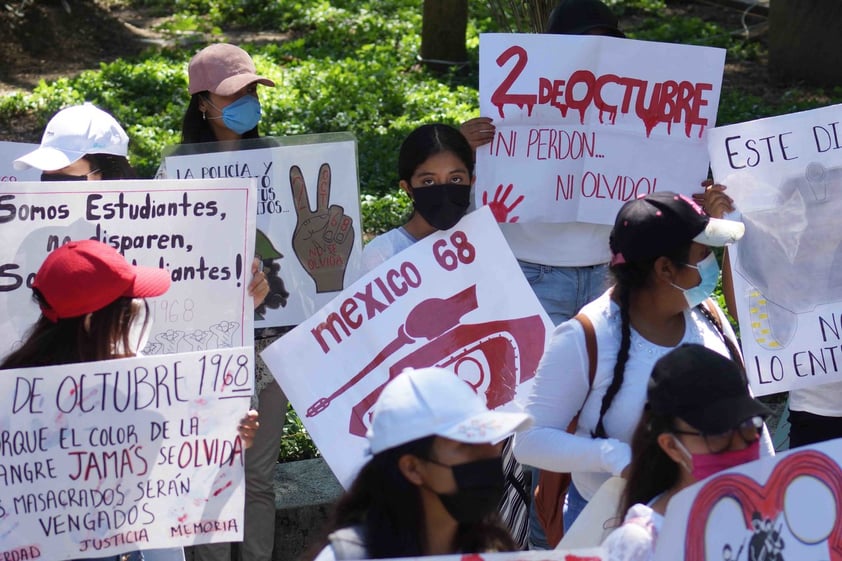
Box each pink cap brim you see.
[204,74,275,96]
[124,266,172,299]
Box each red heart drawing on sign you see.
[685,449,842,561]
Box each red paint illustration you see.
[483,183,525,223]
[685,449,842,561]
[304,285,546,437]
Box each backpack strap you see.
[566,313,598,433]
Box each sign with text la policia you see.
[261,207,554,486]
[708,104,842,396]
[477,34,724,224]
[162,133,363,329]
[0,178,256,360]
[0,347,253,560]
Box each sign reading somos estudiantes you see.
[476,33,724,225]
[708,103,842,396]
[161,133,363,329]
[0,178,256,360]
[260,207,554,486]
[0,347,253,560]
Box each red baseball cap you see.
[32,240,171,322]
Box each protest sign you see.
[0,347,253,560]
[0,141,41,182]
[0,178,256,359]
[653,438,842,561]
[260,206,554,486]
[161,133,363,329]
[477,33,724,225]
[708,104,842,395]
[358,550,605,561]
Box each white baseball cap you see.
[366,367,533,455]
[14,102,129,171]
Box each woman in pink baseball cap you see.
[1,239,259,561]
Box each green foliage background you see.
[3,0,838,458]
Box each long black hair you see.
[398,124,475,184]
[1,291,149,369]
[305,435,515,559]
[591,242,692,439]
[181,92,260,144]
[618,408,680,517]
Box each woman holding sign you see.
[513,192,773,535]
[178,42,285,561]
[307,367,532,560]
[0,239,259,561]
[602,344,771,561]
[360,123,475,273]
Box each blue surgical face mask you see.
[670,252,720,308]
[207,95,261,135]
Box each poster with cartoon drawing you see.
[260,207,554,486]
[654,438,842,561]
[708,104,842,395]
[0,141,40,182]
[0,178,256,359]
[161,133,363,329]
[477,34,725,224]
[0,347,253,560]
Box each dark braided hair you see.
[696,302,745,377]
[592,241,692,439]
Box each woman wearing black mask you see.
[361,124,474,273]
[306,367,532,560]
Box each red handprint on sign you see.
[482,183,524,223]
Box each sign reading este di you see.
[708,104,842,395]
[261,207,554,486]
[0,178,256,359]
[0,348,253,560]
[162,133,363,328]
[477,33,724,224]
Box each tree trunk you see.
[769,0,842,86]
[420,0,468,72]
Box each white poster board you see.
[261,207,554,486]
[708,104,842,395]
[0,141,41,182]
[0,178,256,359]
[162,133,363,329]
[477,33,724,224]
[654,438,842,561]
[0,348,253,560]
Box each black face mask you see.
[412,184,471,231]
[40,172,88,181]
[426,455,504,524]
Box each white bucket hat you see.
[366,367,533,455]
[14,102,129,171]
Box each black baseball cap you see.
[609,191,745,266]
[546,0,625,37]
[648,344,770,434]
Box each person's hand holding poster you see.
[260,207,554,486]
[708,104,842,395]
[0,348,253,560]
[477,33,725,224]
[0,178,256,360]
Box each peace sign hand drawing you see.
[290,163,354,293]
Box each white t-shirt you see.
[513,289,749,500]
[500,222,612,267]
[602,503,664,561]
[360,226,416,274]
[790,382,842,416]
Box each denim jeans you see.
[522,260,609,549]
[563,481,588,532]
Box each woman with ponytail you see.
[513,191,772,533]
